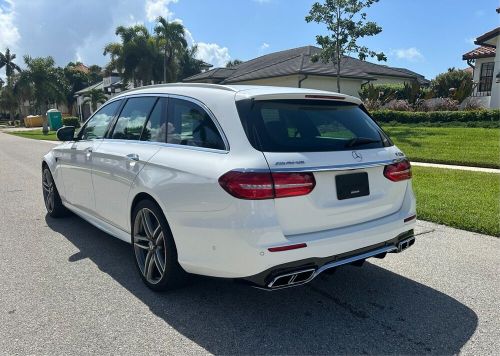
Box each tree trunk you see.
[163,46,167,83]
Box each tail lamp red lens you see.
[383,159,412,182]
[218,171,316,200]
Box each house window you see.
[478,62,494,93]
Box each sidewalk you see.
[411,161,500,174]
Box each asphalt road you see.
[0,132,499,355]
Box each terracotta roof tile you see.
[462,46,496,60]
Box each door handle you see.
[126,153,139,161]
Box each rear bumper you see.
[242,229,415,289]
[172,180,416,279]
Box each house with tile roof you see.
[183,46,428,98]
[462,8,500,108]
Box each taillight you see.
[384,159,412,182]
[272,172,316,198]
[218,171,316,200]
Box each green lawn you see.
[412,166,500,236]
[381,125,500,168]
[7,129,58,141]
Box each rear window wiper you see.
[345,137,381,148]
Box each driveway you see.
[0,132,498,355]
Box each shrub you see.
[360,82,429,108]
[382,99,413,111]
[62,116,81,128]
[430,68,473,101]
[370,109,500,127]
[416,98,459,112]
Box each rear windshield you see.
[236,99,392,152]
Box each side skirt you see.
[62,201,131,243]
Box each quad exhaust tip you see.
[265,235,416,290]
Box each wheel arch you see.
[129,191,173,239]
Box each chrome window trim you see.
[99,138,229,155]
[112,92,230,152]
[267,159,398,173]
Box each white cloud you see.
[196,43,231,67]
[0,0,20,51]
[391,47,424,62]
[145,0,178,22]
[0,0,231,71]
[258,42,270,55]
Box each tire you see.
[42,167,69,218]
[131,199,187,291]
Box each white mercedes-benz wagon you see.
[42,84,416,291]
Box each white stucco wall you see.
[489,36,500,108]
[233,75,368,97]
[370,76,414,85]
[470,56,496,108]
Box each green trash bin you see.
[46,109,63,131]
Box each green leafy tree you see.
[0,86,18,120]
[305,0,386,93]
[154,16,187,83]
[0,48,22,87]
[82,88,108,113]
[430,68,472,102]
[88,64,103,84]
[225,59,243,68]
[63,62,91,115]
[16,56,68,132]
[178,45,208,80]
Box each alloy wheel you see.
[42,169,55,213]
[133,208,167,284]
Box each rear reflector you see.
[384,159,412,182]
[218,171,315,200]
[268,243,307,252]
[404,214,416,223]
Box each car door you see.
[91,96,165,232]
[60,100,122,213]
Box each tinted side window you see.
[141,98,167,142]
[80,100,121,140]
[111,97,157,140]
[167,98,225,150]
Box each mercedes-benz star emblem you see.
[352,151,362,162]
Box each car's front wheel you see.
[131,199,186,291]
[42,167,69,218]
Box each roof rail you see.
[117,82,236,95]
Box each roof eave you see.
[474,27,500,47]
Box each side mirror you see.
[56,126,76,141]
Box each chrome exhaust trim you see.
[268,268,316,289]
[262,235,416,291]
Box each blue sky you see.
[0,0,498,80]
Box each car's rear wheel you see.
[42,167,69,218]
[131,200,186,291]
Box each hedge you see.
[62,116,81,128]
[371,109,500,126]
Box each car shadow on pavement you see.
[46,214,478,355]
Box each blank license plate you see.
[335,173,369,200]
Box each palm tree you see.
[104,25,160,87]
[82,88,107,113]
[0,48,22,86]
[154,17,187,83]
